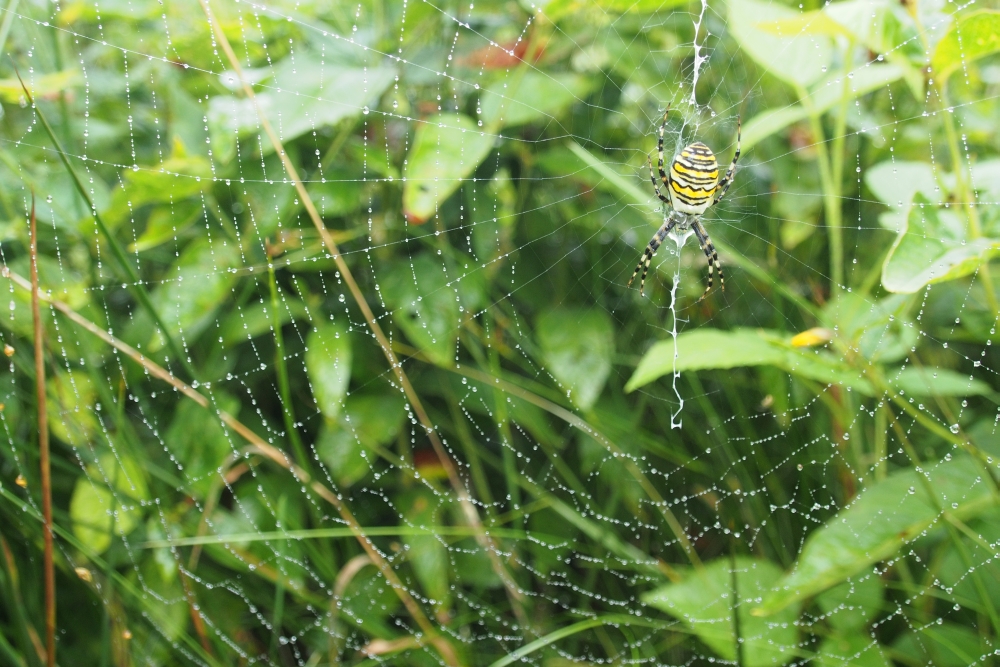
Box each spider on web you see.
[628,105,741,300]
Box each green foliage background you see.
[1,0,999,665]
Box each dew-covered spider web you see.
[2,0,1000,665]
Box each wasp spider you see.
[628,105,741,300]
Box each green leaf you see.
[165,392,241,498]
[0,69,80,103]
[815,634,891,667]
[480,72,593,128]
[932,10,1000,83]
[305,174,364,218]
[743,64,904,149]
[317,393,407,487]
[70,453,148,555]
[892,622,993,667]
[129,199,204,252]
[537,0,690,20]
[305,319,352,420]
[821,293,916,364]
[402,114,495,224]
[756,456,999,616]
[937,509,1000,612]
[625,329,871,395]
[882,196,1000,294]
[207,53,395,150]
[219,299,311,346]
[888,365,996,398]
[403,489,451,610]
[146,238,241,351]
[47,369,99,446]
[536,308,614,411]
[864,161,943,209]
[729,0,832,88]
[970,158,1000,199]
[380,253,460,366]
[102,148,213,228]
[815,575,884,631]
[643,557,800,667]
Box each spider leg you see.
[648,154,670,204]
[657,105,671,188]
[712,115,741,206]
[628,214,679,297]
[692,219,724,302]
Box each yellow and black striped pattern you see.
[629,105,741,299]
[666,142,719,215]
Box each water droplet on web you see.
[950,424,960,434]
[362,106,369,114]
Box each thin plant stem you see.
[730,542,742,667]
[797,84,843,295]
[270,495,288,662]
[487,317,522,531]
[29,193,55,667]
[830,42,855,221]
[267,265,309,473]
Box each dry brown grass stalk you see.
[28,193,56,667]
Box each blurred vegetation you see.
[1,0,1000,665]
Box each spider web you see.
[1,0,1000,666]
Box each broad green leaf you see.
[380,254,460,366]
[970,158,1000,199]
[932,10,1000,82]
[643,557,800,667]
[480,72,594,128]
[625,328,871,395]
[403,489,451,610]
[864,161,943,208]
[317,393,406,487]
[815,634,891,667]
[822,293,915,364]
[536,308,614,411]
[756,456,999,615]
[305,174,364,219]
[774,191,821,249]
[47,369,99,446]
[729,0,831,88]
[207,53,395,150]
[129,199,204,252]
[165,392,240,498]
[893,622,992,667]
[937,509,1000,612]
[537,0,690,20]
[147,238,240,351]
[0,70,79,103]
[882,196,1000,293]
[305,319,352,420]
[743,64,903,149]
[815,575,884,631]
[402,114,495,224]
[219,299,311,346]
[70,453,148,554]
[102,145,213,228]
[888,365,995,398]
[824,0,925,98]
